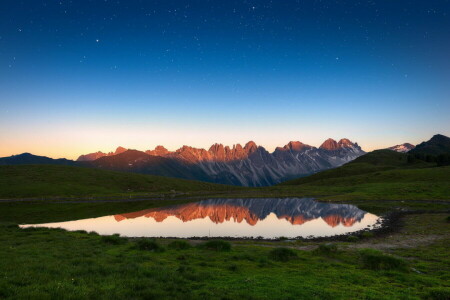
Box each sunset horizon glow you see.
[1,1,449,160]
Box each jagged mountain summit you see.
[77,146,127,161]
[77,138,365,187]
[387,143,415,153]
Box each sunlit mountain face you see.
[21,198,381,239]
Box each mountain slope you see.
[279,150,413,186]
[274,145,449,201]
[82,150,213,182]
[0,165,235,198]
[409,134,450,155]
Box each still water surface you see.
[21,198,380,239]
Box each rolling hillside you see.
[276,150,450,201]
[0,165,238,199]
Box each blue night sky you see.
[1,0,449,159]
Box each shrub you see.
[199,240,231,251]
[360,231,374,238]
[135,239,165,252]
[446,216,450,223]
[314,243,338,255]
[424,287,450,300]
[359,249,407,271]
[268,247,297,262]
[168,240,191,250]
[101,234,126,245]
[347,236,359,242]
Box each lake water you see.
[20,198,381,239]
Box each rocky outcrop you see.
[77,146,127,161]
[387,143,415,153]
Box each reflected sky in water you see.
[21,198,380,239]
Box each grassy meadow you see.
[0,150,449,299]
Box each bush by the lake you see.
[314,243,338,255]
[199,240,231,251]
[135,239,165,252]
[359,249,407,271]
[360,231,374,238]
[101,234,126,245]
[168,240,192,250]
[347,236,359,242]
[268,247,297,262]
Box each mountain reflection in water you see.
[21,198,380,239]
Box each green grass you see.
[0,210,448,299]
[0,164,239,199]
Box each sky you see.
[1,0,449,159]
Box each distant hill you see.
[409,134,450,155]
[0,165,235,198]
[0,153,76,166]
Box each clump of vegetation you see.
[168,240,192,250]
[314,243,338,255]
[347,236,359,242]
[360,231,374,238]
[359,249,407,271]
[424,287,450,300]
[228,264,239,272]
[135,239,165,252]
[278,236,288,241]
[446,216,450,223]
[268,247,297,262]
[101,234,126,245]
[74,230,88,234]
[198,240,231,251]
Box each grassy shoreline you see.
[0,206,448,299]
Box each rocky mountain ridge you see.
[387,143,415,153]
[76,138,365,186]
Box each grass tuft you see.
[347,236,359,242]
[424,287,450,300]
[135,239,165,252]
[314,243,338,255]
[168,240,192,250]
[359,249,407,271]
[101,234,127,245]
[198,240,231,251]
[268,247,297,262]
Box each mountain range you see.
[2,134,448,187]
[76,138,365,186]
